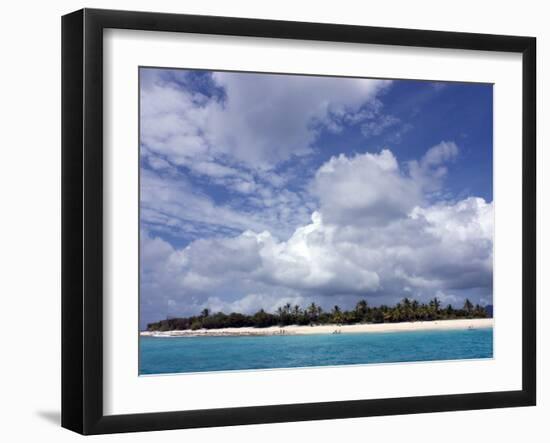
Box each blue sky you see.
[139,67,493,328]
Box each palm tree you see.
[411,299,419,320]
[402,298,412,321]
[428,297,441,319]
[392,303,404,322]
[284,303,292,315]
[307,302,319,323]
[332,305,343,325]
[464,299,474,314]
[292,304,301,323]
[147,296,492,332]
[372,308,384,323]
[276,306,285,325]
[355,299,368,318]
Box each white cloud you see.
[140,80,211,166]
[252,213,381,294]
[140,69,391,175]
[313,149,422,226]
[409,141,459,192]
[140,168,313,241]
[361,114,401,137]
[139,69,394,248]
[435,291,462,307]
[206,72,391,168]
[140,146,493,325]
[140,169,268,237]
[138,69,492,326]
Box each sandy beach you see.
[140,318,493,337]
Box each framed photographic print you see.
[62,8,536,435]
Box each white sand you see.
[140,318,493,337]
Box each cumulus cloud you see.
[139,68,394,247]
[207,72,391,167]
[313,149,422,226]
[140,69,391,177]
[138,69,492,326]
[409,141,459,192]
[140,144,493,326]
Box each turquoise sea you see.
[139,327,493,375]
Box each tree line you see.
[146,298,490,331]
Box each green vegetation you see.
[147,298,490,331]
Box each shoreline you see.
[140,318,493,338]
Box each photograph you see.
[1,0,544,440]
[139,67,494,375]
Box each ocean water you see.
[139,328,493,375]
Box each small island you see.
[142,298,493,337]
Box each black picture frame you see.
[62,8,536,435]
